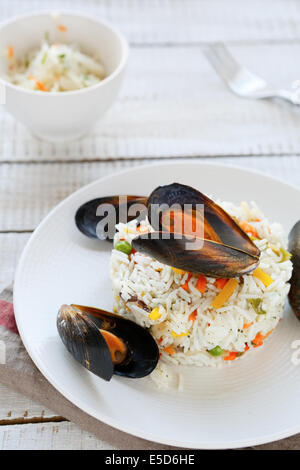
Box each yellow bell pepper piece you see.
[149,307,161,321]
[211,278,239,309]
[252,268,273,287]
[171,267,186,275]
[171,330,190,338]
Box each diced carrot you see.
[239,221,259,238]
[224,351,238,361]
[181,273,192,291]
[252,333,264,347]
[215,278,228,289]
[196,275,206,293]
[131,248,137,254]
[244,344,250,352]
[243,321,253,329]
[188,310,197,322]
[7,45,14,59]
[58,24,67,32]
[164,346,175,355]
[211,278,239,309]
[157,337,163,344]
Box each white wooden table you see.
[1,0,300,449]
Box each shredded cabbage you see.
[4,41,106,92]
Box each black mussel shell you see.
[132,231,259,278]
[57,305,114,381]
[147,183,260,257]
[57,305,159,380]
[288,220,300,319]
[133,183,260,277]
[75,196,147,240]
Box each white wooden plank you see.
[0,421,115,450]
[2,0,300,44]
[0,160,137,231]
[0,419,299,449]
[0,156,299,231]
[0,384,60,423]
[2,44,300,161]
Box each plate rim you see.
[14,160,300,449]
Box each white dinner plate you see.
[14,162,300,449]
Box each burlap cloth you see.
[0,284,299,450]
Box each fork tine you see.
[203,43,241,83]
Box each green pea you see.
[115,240,132,255]
[208,345,224,356]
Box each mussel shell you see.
[57,305,114,381]
[147,183,260,258]
[75,196,147,240]
[288,220,300,319]
[132,232,260,278]
[73,305,159,378]
[57,305,159,380]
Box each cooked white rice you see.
[110,200,292,384]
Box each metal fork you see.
[204,42,298,105]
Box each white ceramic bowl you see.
[0,11,128,142]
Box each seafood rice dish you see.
[60,182,296,389]
[110,184,292,385]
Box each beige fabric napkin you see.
[0,284,299,450]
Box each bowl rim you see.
[0,9,129,97]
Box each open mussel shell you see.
[133,183,260,277]
[75,196,147,240]
[57,305,114,380]
[132,231,260,278]
[57,304,159,381]
[147,183,260,257]
[288,220,300,319]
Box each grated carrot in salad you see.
[29,75,48,91]
[7,45,14,59]
[5,41,105,92]
[58,24,67,32]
